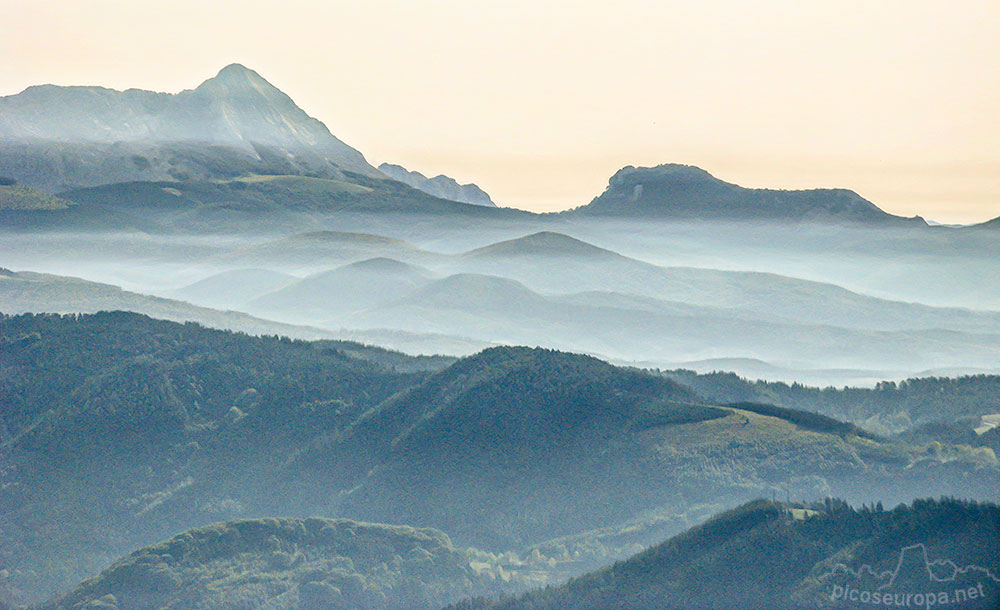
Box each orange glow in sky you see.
[2,0,998,222]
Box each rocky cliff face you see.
[378,162,496,207]
[574,163,925,225]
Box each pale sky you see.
[2,0,998,222]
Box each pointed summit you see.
[214,63,259,81]
[195,63,279,95]
[463,231,620,259]
[0,64,381,189]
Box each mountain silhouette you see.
[378,162,496,206]
[0,64,379,191]
[573,163,927,225]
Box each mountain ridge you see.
[571,163,928,225]
[0,64,380,192]
[378,162,496,207]
[0,65,948,228]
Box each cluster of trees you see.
[662,369,1000,436]
[43,518,517,610]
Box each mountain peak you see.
[0,64,382,189]
[464,231,619,259]
[339,257,430,275]
[197,63,276,94]
[576,163,924,225]
[216,62,256,79]
[611,163,716,184]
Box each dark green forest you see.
[663,368,1000,437]
[42,518,514,610]
[1,312,425,602]
[2,312,998,608]
[453,498,1000,610]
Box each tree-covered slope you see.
[662,368,1000,436]
[299,347,999,553]
[0,179,73,210]
[2,313,997,607]
[462,498,1000,610]
[0,312,428,604]
[41,518,512,610]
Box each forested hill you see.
[0,311,428,445]
[456,498,1000,610]
[0,311,430,602]
[3,312,999,607]
[41,518,513,610]
[662,368,1000,437]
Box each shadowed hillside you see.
[571,164,926,225]
[458,498,999,610]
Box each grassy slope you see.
[0,182,73,210]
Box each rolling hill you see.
[0,178,73,210]
[0,312,430,604]
[2,313,997,606]
[42,518,514,610]
[172,268,297,309]
[0,312,1000,601]
[662,368,1000,436]
[0,268,336,340]
[455,231,1000,334]
[462,231,617,259]
[214,230,440,268]
[342,271,1000,375]
[247,258,437,324]
[297,346,999,551]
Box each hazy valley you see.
[1,62,998,610]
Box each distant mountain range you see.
[0,268,335,340]
[0,64,379,192]
[972,215,1000,229]
[0,64,963,228]
[378,162,496,207]
[571,164,927,224]
[12,227,1000,382]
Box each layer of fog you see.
[3,216,998,387]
